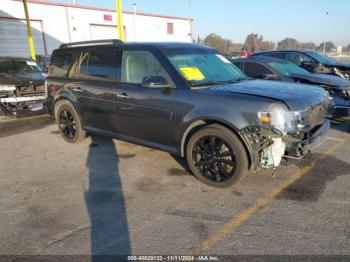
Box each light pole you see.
[188,0,193,42]
[115,0,125,41]
[323,11,329,55]
[23,0,36,61]
[133,1,137,41]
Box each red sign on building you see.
[103,14,113,22]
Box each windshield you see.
[163,48,246,87]
[0,59,43,74]
[305,51,337,65]
[268,60,311,77]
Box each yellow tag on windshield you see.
[179,67,205,81]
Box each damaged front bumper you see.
[0,95,47,117]
[284,119,330,159]
[241,119,330,170]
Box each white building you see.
[0,0,193,57]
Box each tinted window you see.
[51,50,79,78]
[121,50,169,85]
[243,62,273,78]
[284,52,313,66]
[232,61,244,71]
[80,49,120,81]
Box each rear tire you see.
[54,100,86,143]
[186,124,248,187]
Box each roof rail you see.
[59,39,124,49]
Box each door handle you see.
[117,93,129,99]
[73,87,83,93]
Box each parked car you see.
[0,57,47,117]
[35,55,51,73]
[47,40,330,187]
[232,56,350,119]
[251,50,350,80]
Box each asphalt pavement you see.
[0,116,349,257]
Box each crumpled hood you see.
[0,72,46,86]
[333,62,350,70]
[206,79,328,110]
[290,73,350,89]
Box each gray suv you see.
[47,40,330,187]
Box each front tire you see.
[186,124,249,187]
[54,100,86,143]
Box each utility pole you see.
[23,0,36,61]
[115,0,125,41]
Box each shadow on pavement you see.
[276,154,350,202]
[0,116,53,138]
[330,119,350,134]
[85,136,131,259]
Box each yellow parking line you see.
[326,136,346,142]
[193,137,350,254]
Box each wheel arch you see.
[53,96,83,127]
[179,118,252,168]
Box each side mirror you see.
[260,74,280,80]
[141,76,171,89]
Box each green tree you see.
[203,33,242,53]
[277,37,299,50]
[243,33,275,52]
[317,42,336,53]
[298,42,317,50]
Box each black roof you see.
[252,49,314,56]
[231,55,289,64]
[58,39,211,51]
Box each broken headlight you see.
[342,89,350,99]
[258,110,309,135]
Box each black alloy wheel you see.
[186,124,248,187]
[193,136,237,183]
[55,100,86,143]
[59,109,77,140]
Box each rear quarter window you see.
[50,50,79,78]
[243,62,273,78]
[79,48,121,81]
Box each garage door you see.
[90,24,121,40]
[0,18,46,57]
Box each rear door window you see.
[79,48,121,81]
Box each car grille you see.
[16,84,45,97]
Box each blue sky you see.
[55,0,350,46]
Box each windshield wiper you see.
[224,77,249,83]
[189,80,224,87]
[189,77,249,87]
